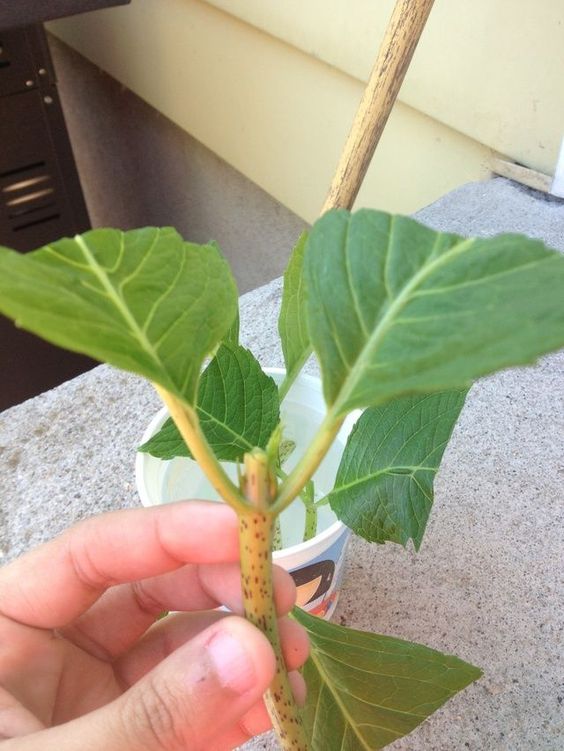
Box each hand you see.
[0,502,309,750]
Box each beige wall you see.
[205,0,563,174]
[49,36,307,294]
[50,0,563,222]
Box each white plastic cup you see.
[136,369,359,619]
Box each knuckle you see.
[65,525,108,590]
[130,579,163,617]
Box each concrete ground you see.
[239,177,564,750]
[1,177,563,749]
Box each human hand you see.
[0,502,309,750]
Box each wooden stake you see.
[321,0,435,213]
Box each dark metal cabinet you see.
[0,3,130,409]
[0,26,90,251]
[0,1,131,29]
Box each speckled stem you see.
[301,481,317,542]
[273,516,283,551]
[303,503,317,542]
[240,453,309,751]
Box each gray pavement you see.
[1,177,563,750]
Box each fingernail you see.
[207,630,257,695]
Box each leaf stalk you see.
[153,383,249,514]
[275,468,317,543]
[278,349,311,402]
[273,411,344,515]
[303,503,317,542]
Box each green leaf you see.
[327,390,467,549]
[305,209,564,415]
[293,608,481,750]
[0,228,238,405]
[139,418,185,460]
[278,232,311,379]
[139,343,279,461]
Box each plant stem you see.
[273,516,283,551]
[273,410,344,515]
[303,503,317,542]
[240,452,309,751]
[278,351,311,403]
[275,467,317,542]
[153,384,249,514]
[299,479,317,542]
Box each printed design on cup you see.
[289,530,350,619]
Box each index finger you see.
[0,501,239,628]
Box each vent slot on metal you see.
[0,162,61,232]
[0,38,8,68]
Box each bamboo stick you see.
[321,0,435,213]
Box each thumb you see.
[116,615,277,750]
[8,616,276,751]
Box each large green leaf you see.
[139,343,279,461]
[304,209,564,415]
[327,390,467,549]
[0,228,238,405]
[278,232,311,380]
[293,608,481,750]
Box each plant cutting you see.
[1,208,564,750]
[136,365,356,622]
[137,363,348,542]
